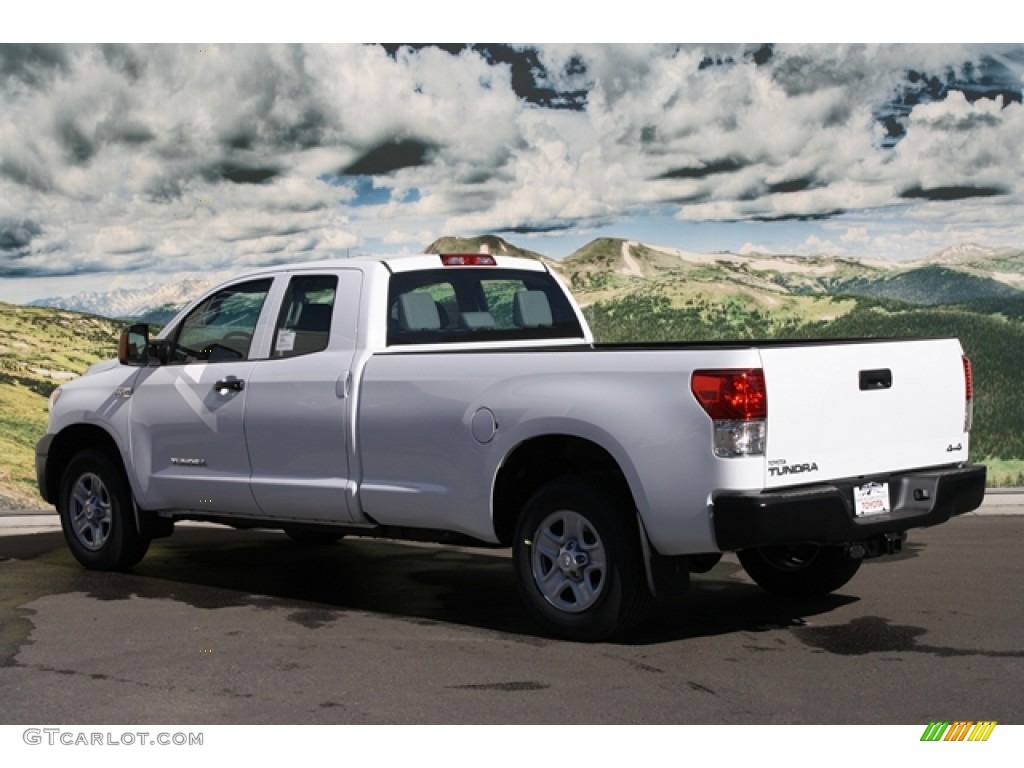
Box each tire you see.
[513,477,652,642]
[58,450,150,571]
[737,543,862,596]
[283,527,344,546]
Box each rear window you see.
[387,269,584,346]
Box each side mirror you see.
[118,324,150,366]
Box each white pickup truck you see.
[36,253,986,640]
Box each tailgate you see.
[760,338,969,489]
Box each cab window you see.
[171,279,272,364]
[387,269,583,346]
[272,275,338,358]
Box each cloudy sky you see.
[2,41,1023,303]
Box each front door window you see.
[172,279,272,363]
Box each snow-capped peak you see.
[30,277,214,319]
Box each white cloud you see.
[92,226,151,255]
[382,229,434,246]
[840,227,869,244]
[799,235,844,257]
[1,43,1022,300]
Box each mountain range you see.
[25,238,1024,321]
[551,238,1024,304]
[29,277,215,323]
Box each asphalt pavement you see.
[2,513,1022,726]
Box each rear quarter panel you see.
[356,346,765,553]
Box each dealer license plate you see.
[854,482,890,517]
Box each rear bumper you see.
[712,463,987,551]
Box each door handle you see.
[214,378,245,393]
[859,369,892,390]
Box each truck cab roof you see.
[234,253,550,278]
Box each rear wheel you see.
[737,544,861,596]
[513,477,651,641]
[59,450,150,571]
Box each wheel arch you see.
[492,434,640,547]
[44,424,131,505]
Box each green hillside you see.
[950,295,1024,321]
[835,265,1022,304]
[0,303,122,508]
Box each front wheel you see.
[58,450,150,571]
[513,477,651,641]
[737,544,861,596]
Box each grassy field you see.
[980,459,1024,488]
[0,303,121,508]
[0,383,50,507]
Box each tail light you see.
[691,369,767,457]
[963,356,974,432]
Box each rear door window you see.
[272,275,338,358]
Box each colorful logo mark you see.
[920,721,997,742]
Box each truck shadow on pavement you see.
[3,527,861,646]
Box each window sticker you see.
[276,329,296,353]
